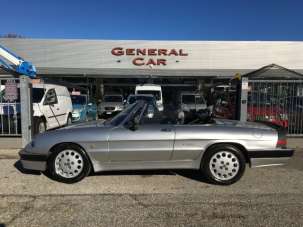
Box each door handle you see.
[161,128,172,132]
[56,108,60,111]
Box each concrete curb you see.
[0,149,20,159]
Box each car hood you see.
[214,118,273,130]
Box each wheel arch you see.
[48,142,95,173]
[201,142,250,167]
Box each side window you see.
[43,89,58,105]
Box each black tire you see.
[33,117,46,135]
[201,144,246,185]
[46,143,92,184]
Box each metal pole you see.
[240,77,248,122]
[20,75,33,147]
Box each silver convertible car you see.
[19,100,294,185]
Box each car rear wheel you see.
[47,144,91,183]
[201,145,246,185]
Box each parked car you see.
[71,95,97,123]
[247,94,288,128]
[135,84,164,111]
[98,94,124,118]
[213,93,288,128]
[19,100,293,185]
[0,83,73,135]
[180,92,207,112]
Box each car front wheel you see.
[47,144,91,183]
[201,145,246,185]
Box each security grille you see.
[0,78,21,136]
[248,80,303,136]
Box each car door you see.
[55,87,71,125]
[108,104,175,162]
[42,89,61,129]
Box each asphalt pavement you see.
[0,150,302,227]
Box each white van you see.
[135,84,164,111]
[32,83,73,134]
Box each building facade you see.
[1,38,303,101]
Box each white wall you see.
[1,38,303,74]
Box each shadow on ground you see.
[14,160,41,175]
[92,169,210,183]
[14,160,211,184]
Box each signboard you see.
[4,79,18,102]
[111,47,188,66]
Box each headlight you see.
[72,111,80,117]
[116,106,123,111]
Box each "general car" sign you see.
[111,47,188,66]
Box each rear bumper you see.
[19,149,48,171]
[248,149,294,168]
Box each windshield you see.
[71,95,87,105]
[182,95,195,104]
[107,103,137,126]
[104,95,123,102]
[32,88,45,103]
[137,90,161,100]
[128,95,154,104]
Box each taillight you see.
[277,139,287,148]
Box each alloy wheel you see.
[209,151,240,181]
[54,149,84,178]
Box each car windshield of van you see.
[104,95,122,102]
[182,95,195,104]
[128,95,154,104]
[71,95,87,105]
[32,88,45,103]
[137,91,160,100]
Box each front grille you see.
[105,107,115,111]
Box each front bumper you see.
[247,149,294,168]
[19,149,48,171]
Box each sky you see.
[1,0,303,41]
